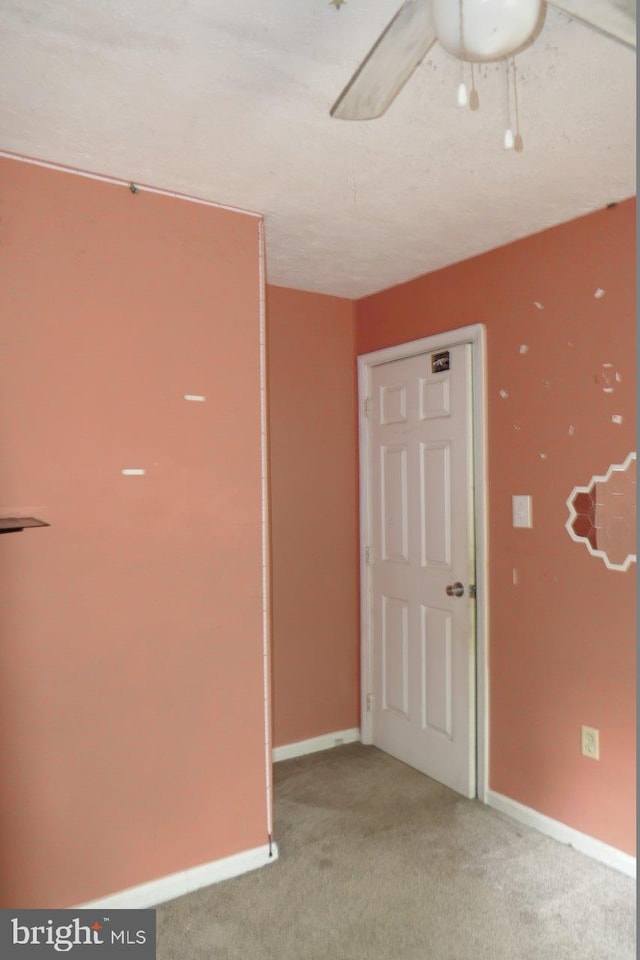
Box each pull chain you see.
[457,0,468,106]
[504,58,514,149]
[512,58,523,151]
[469,62,479,111]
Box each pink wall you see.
[0,157,269,906]
[267,286,359,747]
[356,200,636,855]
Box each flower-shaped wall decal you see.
[566,452,636,572]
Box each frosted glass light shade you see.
[433,0,542,61]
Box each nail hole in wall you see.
[597,363,619,394]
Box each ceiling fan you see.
[331,0,637,121]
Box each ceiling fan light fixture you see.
[433,0,543,61]
[330,0,635,145]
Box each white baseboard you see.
[74,842,279,910]
[273,728,360,762]
[486,790,636,879]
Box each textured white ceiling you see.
[0,1,635,298]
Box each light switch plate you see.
[513,495,533,528]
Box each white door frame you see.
[358,324,489,803]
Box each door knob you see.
[445,581,465,597]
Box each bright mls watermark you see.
[0,910,156,957]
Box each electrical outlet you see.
[581,725,600,760]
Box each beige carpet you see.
[157,743,636,959]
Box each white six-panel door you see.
[367,343,476,798]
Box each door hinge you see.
[469,584,477,599]
[365,545,374,565]
[366,693,375,713]
[363,396,371,417]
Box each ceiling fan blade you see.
[549,0,636,48]
[331,0,437,120]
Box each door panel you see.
[420,376,450,419]
[381,444,408,562]
[382,595,409,717]
[368,344,475,797]
[420,441,452,567]
[381,383,408,424]
[421,604,453,738]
